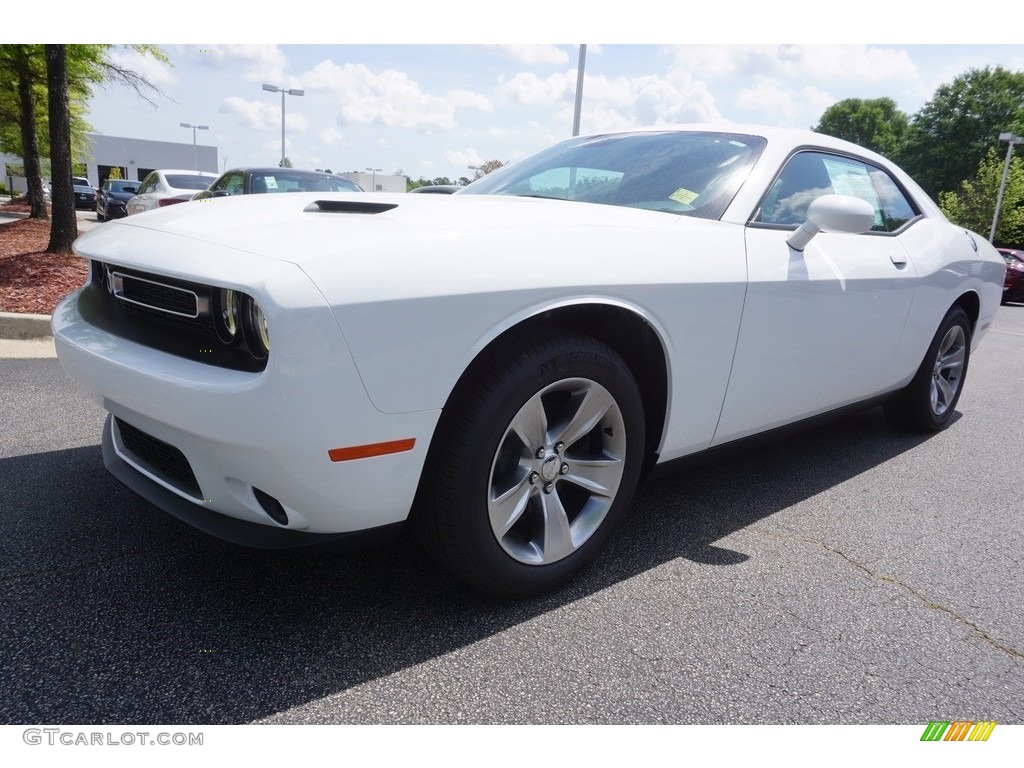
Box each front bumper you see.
[53,253,440,540]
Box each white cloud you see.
[734,78,834,125]
[186,44,288,84]
[319,127,343,145]
[443,149,485,166]
[500,71,576,105]
[447,89,494,112]
[668,44,917,84]
[487,45,571,66]
[300,60,457,131]
[221,97,308,133]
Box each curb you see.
[0,311,53,340]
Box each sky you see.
[6,4,1024,182]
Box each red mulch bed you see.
[0,210,87,315]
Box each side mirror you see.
[787,194,876,251]
[212,189,231,198]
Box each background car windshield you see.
[166,174,214,190]
[107,181,137,193]
[460,131,767,219]
[252,172,361,193]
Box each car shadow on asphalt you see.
[0,406,937,724]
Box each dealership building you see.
[2,132,219,193]
[3,133,408,193]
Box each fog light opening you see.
[253,487,289,526]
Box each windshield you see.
[107,181,137,193]
[167,174,215,191]
[251,172,362,193]
[460,131,766,220]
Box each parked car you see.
[192,168,362,200]
[72,178,96,210]
[125,170,217,215]
[409,184,460,194]
[53,125,1006,597]
[96,179,140,222]
[997,248,1024,304]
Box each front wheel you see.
[416,332,645,597]
[885,306,971,432]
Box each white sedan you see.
[53,125,1006,597]
[125,169,218,215]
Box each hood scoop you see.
[304,200,398,215]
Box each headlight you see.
[244,297,270,358]
[215,288,239,342]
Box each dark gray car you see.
[96,179,140,222]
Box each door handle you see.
[890,254,908,268]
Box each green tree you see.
[0,45,48,218]
[470,159,507,180]
[812,98,908,157]
[279,156,293,168]
[0,44,168,218]
[939,147,1024,246]
[900,66,1024,198]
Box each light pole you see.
[572,44,587,137]
[468,164,480,183]
[179,122,209,171]
[990,131,1024,244]
[262,83,304,166]
[366,167,381,192]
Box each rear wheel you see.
[885,306,971,432]
[416,332,645,597]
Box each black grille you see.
[115,418,202,498]
[83,261,267,373]
[118,273,198,316]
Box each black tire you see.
[415,332,645,598]
[885,306,971,432]
[96,208,105,222]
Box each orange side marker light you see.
[329,438,416,462]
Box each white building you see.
[2,132,218,192]
[341,171,407,193]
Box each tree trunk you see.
[14,47,47,221]
[46,45,76,253]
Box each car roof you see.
[226,168,348,176]
[152,169,218,177]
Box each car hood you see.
[71,191,705,269]
[105,191,136,202]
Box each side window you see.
[138,174,156,194]
[756,151,919,232]
[213,173,245,195]
[868,168,919,232]
[756,153,835,226]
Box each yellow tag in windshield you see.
[670,188,698,205]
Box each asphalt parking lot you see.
[0,306,1021,725]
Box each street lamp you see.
[990,132,1024,244]
[572,44,587,137]
[179,122,209,171]
[262,83,304,166]
[366,167,382,192]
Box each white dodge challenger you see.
[53,125,1006,597]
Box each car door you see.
[713,150,921,444]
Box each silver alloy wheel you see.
[487,377,627,566]
[930,324,966,416]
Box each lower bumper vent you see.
[115,418,202,498]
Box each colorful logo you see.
[920,720,996,742]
